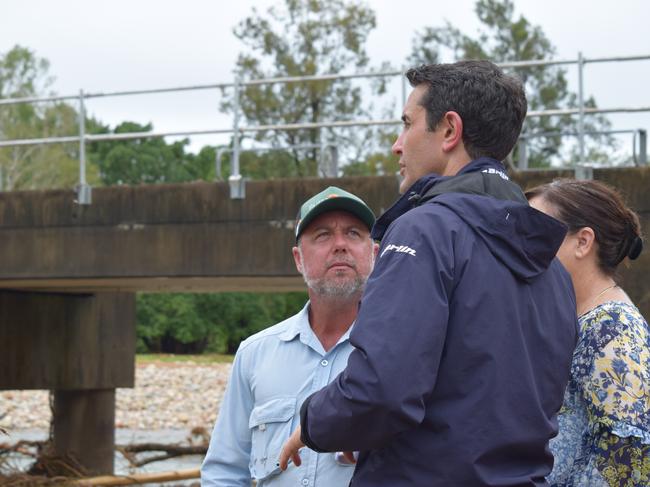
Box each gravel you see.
[0,362,232,432]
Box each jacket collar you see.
[371,158,507,241]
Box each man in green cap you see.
[202,186,378,487]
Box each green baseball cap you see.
[295,186,376,240]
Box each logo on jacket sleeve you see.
[380,244,417,258]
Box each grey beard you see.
[297,244,374,300]
[303,274,366,299]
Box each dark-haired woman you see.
[527,179,649,487]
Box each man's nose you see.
[332,231,349,250]
[392,133,403,155]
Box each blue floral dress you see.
[549,301,650,486]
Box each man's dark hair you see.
[406,60,527,162]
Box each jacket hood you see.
[372,158,567,281]
[435,192,567,281]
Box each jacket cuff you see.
[299,393,327,452]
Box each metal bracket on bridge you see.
[228,174,245,199]
[574,164,594,180]
[75,183,92,205]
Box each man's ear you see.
[292,246,303,274]
[574,227,596,259]
[440,111,463,153]
[372,242,380,258]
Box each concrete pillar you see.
[53,389,116,474]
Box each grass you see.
[136,353,234,364]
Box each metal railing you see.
[0,53,648,201]
[215,142,340,196]
[518,129,647,169]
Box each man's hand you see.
[279,426,304,470]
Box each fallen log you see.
[70,467,200,486]
[117,443,206,454]
[116,442,207,467]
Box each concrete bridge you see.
[1,168,649,474]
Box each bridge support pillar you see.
[0,291,135,475]
[53,389,116,474]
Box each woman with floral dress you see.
[527,179,649,486]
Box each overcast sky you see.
[1,0,648,159]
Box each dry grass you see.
[136,354,233,365]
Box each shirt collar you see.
[278,302,310,342]
[278,301,354,353]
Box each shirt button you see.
[320,359,329,366]
[301,479,309,486]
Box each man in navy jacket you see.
[280,60,578,486]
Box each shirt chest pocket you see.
[248,396,297,481]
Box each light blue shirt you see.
[201,303,355,487]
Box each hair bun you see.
[628,235,643,260]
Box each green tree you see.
[224,0,383,177]
[136,292,307,354]
[88,121,207,185]
[137,293,213,353]
[186,145,218,181]
[0,45,99,189]
[216,145,321,181]
[341,129,399,176]
[408,0,614,168]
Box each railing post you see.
[518,136,528,170]
[401,65,407,109]
[76,89,92,204]
[638,129,647,165]
[228,75,245,199]
[575,51,587,178]
[215,148,226,181]
[575,164,594,180]
[318,130,326,177]
[330,145,339,176]
[317,133,338,178]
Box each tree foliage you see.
[88,121,216,185]
[224,0,381,177]
[216,145,310,181]
[408,0,614,167]
[136,292,307,354]
[0,45,99,190]
[341,129,399,176]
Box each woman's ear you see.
[574,227,596,259]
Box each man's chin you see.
[398,178,412,194]
[326,277,355,290]
[315,280,363,299]
[329,268,354,277]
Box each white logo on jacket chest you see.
[380,244,417,258]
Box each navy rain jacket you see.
[300,158,578,486]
